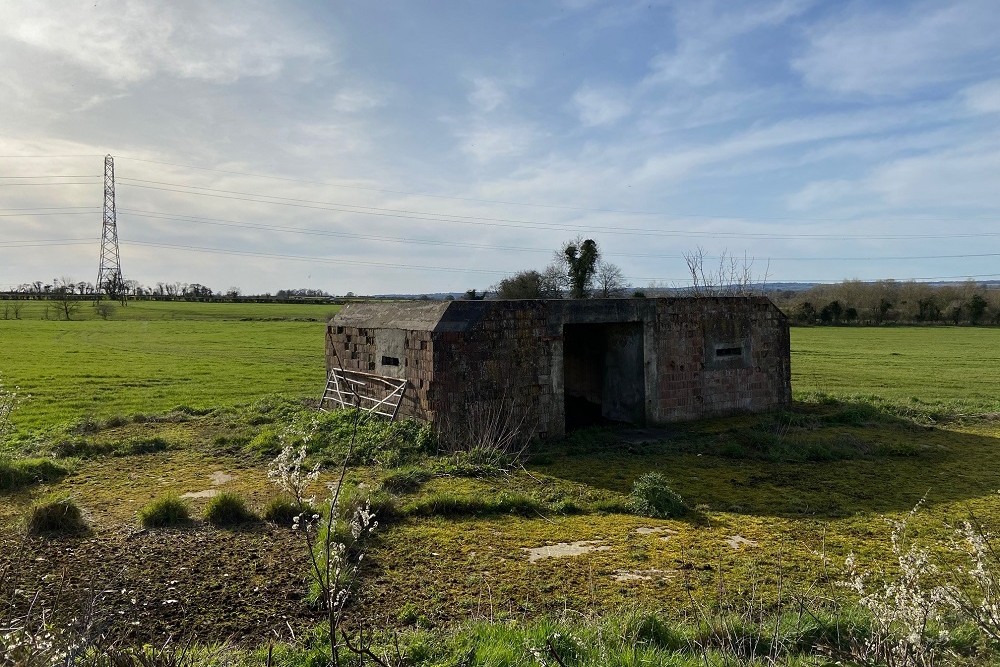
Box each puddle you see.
[523,540,611,563]
[612,568,675,582]
[181,489,219,499]
[725,535,758,550]
[210,471,234,485]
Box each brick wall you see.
[327,297,790,439]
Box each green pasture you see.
[792,326,1000,414]
[0,298,338,321]
[1,319,325,433]
[4,306,1000,663]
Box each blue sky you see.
[2,0,999,295]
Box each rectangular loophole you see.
[716,346,743,358]
[381,356,400,366]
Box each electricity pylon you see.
[95,154,126,304]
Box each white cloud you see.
[572,86,630,126]
[331,88,385,113]
[646,48,726,87]
[457,123,541,163]
[868,143,1000,209]
[634,106,932,183]
[644,0,810,88]
[794,0,1000,96]
[0,1,329,85]
[962,79,1000,114]
[786,179,862,211]
[468,76,508,112]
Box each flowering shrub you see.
[841,501,952,667]
[268,415,379,665]
[945,517,1000,643]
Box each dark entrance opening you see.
[563,322,645,431]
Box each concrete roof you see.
[331,296,786,333]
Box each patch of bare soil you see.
[1,525,319,645]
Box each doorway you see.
[563,322,645,431]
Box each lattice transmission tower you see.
[95,154,126,304]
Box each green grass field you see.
[1,300,337,433]
[1,298,338,321]
[792,326,1000,414]
[4,307,1000,665]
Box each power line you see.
[0,181,101,187]
[0,175,102,179]
[120,208,551,255]
[118,207,1000,262]
[0,210,100,218]
[0,206,98,211]
[116,179,1000,241]
[118,156,742,219]
[117,155,999,225]
[120,240,1000,284]
[0,239,93,247]
[0,154,104,158]
[123,240,514,275]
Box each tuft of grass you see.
[263,496,309,526]
[403,490,544,518]
[204,491,258,527]
[138,493,191,528]
[246,410,435,465]
[381,465,433,494]
[630,472,686,519]
[52,436,170,459]
[0,456,68,490]
[26,494,88,535]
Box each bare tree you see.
[683,246,769,296]
[596,261,629,297]
[53,277,81,320]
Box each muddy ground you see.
[1,524,318,645]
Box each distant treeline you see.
[1,280,346,304]
[771,280,1000,326]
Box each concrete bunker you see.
[325,297,790,440]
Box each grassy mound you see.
[204,492,258,527]
[27,494,88,535]
[0,456,68,491]
[138,494,191,528]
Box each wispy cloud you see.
[793,0,1000,96]
[0,2,329,85]
[572,85,630,126]
[2,1,999,293]
[467,76,509,113]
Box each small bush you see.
[27,495,88,535]
[0,457,68,490]
[138,494,191,528]
[263,496,314,526]
[381,466,432,494]
[630,472,686,519]
[204,491,258,526]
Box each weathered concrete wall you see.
[327,297,790,439]
[648,297,790,424]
